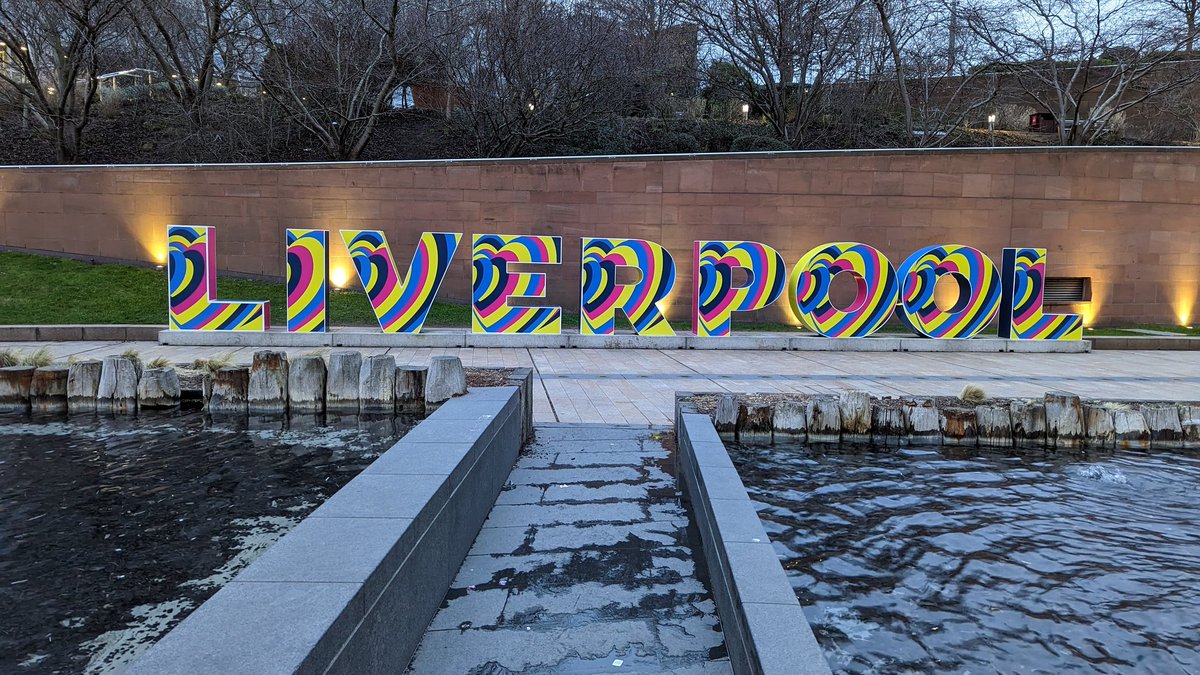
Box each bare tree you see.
[590,0,698,115]
[871,0,917,138]
[965,0,1200,144]
[0,0,129,161]
[1162,0,1199,52]
[680,0,866,143]
[244,0,430,160]
[449,0,629,157]
[127,0,251,125]
[868,0,999,146]
[421,0,470,119]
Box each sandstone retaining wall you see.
[2,147,1198,326]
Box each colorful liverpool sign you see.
[164,226,1083,340]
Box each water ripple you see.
[730,444,1200,674]
[0,411,410,674]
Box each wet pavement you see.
[407,425,732,674]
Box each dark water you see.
[0,411,412,674]
[729,444,1200,674]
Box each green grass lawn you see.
[0,251,474,327]
[0,251,798,331]
[0,252,596,329]
[3,252,1194,337]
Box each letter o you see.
[896,245,1001,339]
[788,242,898,337]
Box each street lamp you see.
[987,113,996,146]
[741,103,749,121]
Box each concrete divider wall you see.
[0,325,163,342]
[3,147,1199,326]
[675,400,832,675]
[126,385,527,675]
[506,368,534,444]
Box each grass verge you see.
[3,252,1194,337]
[0,252,592,328]
[0,251,469,326]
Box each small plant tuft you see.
[0,348,18,368]
[20,348,54,368]
[191,352,234,375]
[147,356,173,369]
[122,348,143,371]
[959,383,988,404]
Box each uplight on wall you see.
[1172,284,1194,330]
[329,266,350,289]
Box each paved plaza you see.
[4,341,1198,425]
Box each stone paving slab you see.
[412,619,730,674]
[470,521,686,556]
[508,466,646,485]
[3,341,1198,425]
[517,450,670,469]
[406,426,732,674]
[484,502,648,527]
[496,481,662,506]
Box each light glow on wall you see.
[330,265,350,289]
[1173,282,1195,328]
[124,195,175,266]
[1074,254,1110,328]
[1079,305,1096,328]
[932,273,962,312]
[1076,275,1102,328]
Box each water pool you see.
[729,443,1200,674]
[0,412,412,674]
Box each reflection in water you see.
[0,411,412,674]
[730,444,1200,674]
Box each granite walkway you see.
[405,425,731,674]
[2,341,1198,425]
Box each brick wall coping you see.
[3,145,1200,171]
